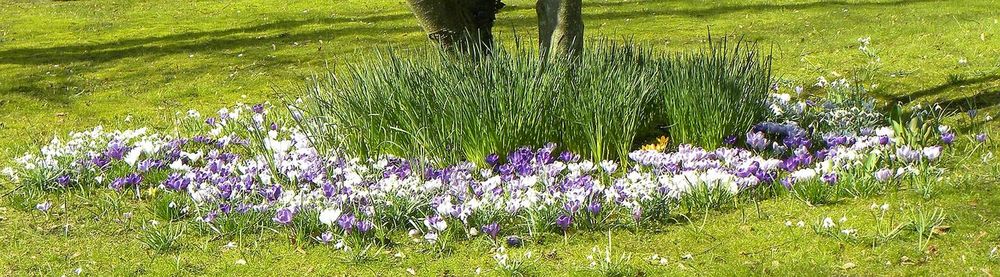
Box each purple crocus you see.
[262,184,282,202]
[252,103,265,114]
[36,201,52,212]
[723,135,738,145]
[563,200,581,214]
[55,175,71,187]
[874,168,893,182]
[559,151,579,162]
[273,208,294,225]
[586,201,602,214]
[976,133,987,143]
[356,220,374,233]
[485,153,500,166]
[631,206,643,222]
[941,132,955,145]
[338,213,356,232]
[105,140,127,160]
[821,173,839,185]
[555,214,572,231]
[780,177,794,190]
[746,132,769,150]
[162,172,190,191]
[878,135,891,146]
[316,231,334,244]
[109,173,142,191]
[482,223,500,239]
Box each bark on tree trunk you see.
[537,0,583,61]
[405,0,504,55]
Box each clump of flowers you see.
[2,94,962,251]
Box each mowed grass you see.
[1,0,999,275]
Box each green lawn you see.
[1,0,999,275]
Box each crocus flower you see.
[821,173,838,185]
[968,109,978,119]
[976,133,987,143]
[556,214,572,231]
[482,223,500,239]
[36,201,52,212]
[563,200,581,214]
[485,154,500,166]
[424,215,447,232]
[878,135,891,146]
[746,132,769,150]
[319,208,342,226]
[506,236,523,247]
[599,160,618,174]
[941,132,955,145]
[55,175,70,187]
[922,146,941,161]
[874,168,893,182]
[723,135,737,145]
[586,201,602,214]
[338,213,357,231]
[822,217,835,229]
[559,151,579,162]
[316,231,334,244]
[105,140,127,160]
[356,220,374,233]
[896,146,921,163]
[273,208,294,225]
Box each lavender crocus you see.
[723,135,738,145]
[586,201,602,214]
[874,168,893,182]
[36,201,52,212]
[316,231,334,244]
[338,213,357,232]
[563,200,581,214]
[485,153,500,166]
[976,133,987,143]
[356,220,374,233]
[55,175,71,187]
[941,132,955,145]
[482,223,500,239]
[559,151,579,162]
[163,172,190,191]
[555,214,572,231]
[273,208,294,225]
[821,173,839,185]
[746,132,769,150]
[105,140,127,160]
[878,135,891,146]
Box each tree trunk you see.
[405,0,504,55]
[537,0,583,61]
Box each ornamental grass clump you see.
[300,39,771,163]
[657,38,772,149]
[302,42,660,164]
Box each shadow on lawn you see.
[0,0,949,105]
[577,0,939,20]
[0,14,420,66]
[892,74,1000,104]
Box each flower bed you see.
[5,81,986,251]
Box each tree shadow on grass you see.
[891,74,1000,104]
[579,0,939,20]
[0,14,418,66]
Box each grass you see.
[1,0,1000,275]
